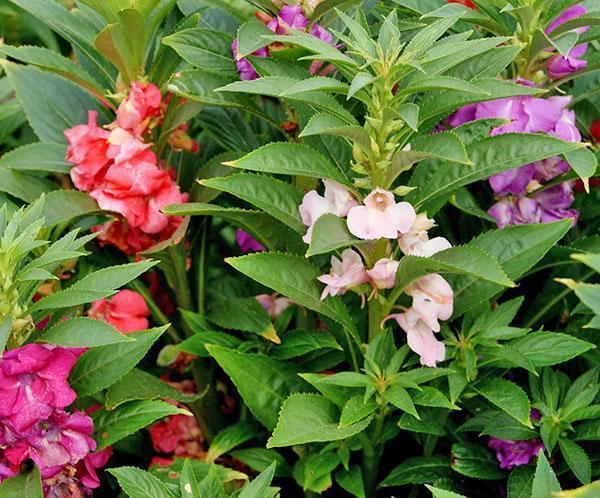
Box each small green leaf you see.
[559,438,591,484]
[39,317,133,347]
[386,384,419,418]
[230,448,292,477]
[109,466,178,498]
[180,459,201,498]
[207,422,259,463]
[0,466,42,498]
[381,456,452,487]
[238,462,277,498]
[531,452,561,498]
[564,148,597,192]
[507,465,534,498]
[307,214,359,257]
[426,485,468,498]
[450,442,505,480]
[236,20,273,58]
[339,396,377,427]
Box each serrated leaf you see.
[272,330,342,360]
[267,394,372,447]
[532,452,561,498]
[559,438,591,484]
[236,20,273,58]
[39,317,133,347]
[307,213,359,257]
[381,456,451,487]
[41,190,101,226]
[94,400,189,450]
[69,327,167,396]
[180,459,201,498]
[508,465,535,498]
[386,384,419,418]
[475,378,531,426]
[207,422,259,463]
[564,148,597,192]
[510,332,595,367]
[238,462,277,498]
[0,466,42,498]
[109,466,178,498]
[0,142,70,173]
[339,395,377,427]
[450,442,504,480]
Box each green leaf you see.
[411,131,471,165]
[207,345,308,430]
[105,368,205,409]
[180,459,202,498]
[475,378,531,426]
[94,400,189,450]
[532,452,561,498]
[226,252,357,337]
[162,28,236,77]
[307,213,359,257]
[0,142,70,173]
[451,220,572,316]
[39,317,133,347]
[109,466,178,498]
[230,448,292,477]
[225,142,351,187]
[404,14,462,56]
[348,72,376,100]
[267,394,373,447]
[396,246,513,291]
[200,173,305,233]
[510,332,595,367]
[559,438,591,484]
[272,330,342,360]
[0,318,11,356]
[294,451,339,493]
[381,456,452,486]
[69,327,167,396]
[208,297,275,340]
[41,190,101,226]
[397,103,419,131]
[450,442,504,480]
[426,486,468,498]
[5,63,101,143]
[282,77,349,96]
[410,134,585,212]
[207,422,259,463]
[0,168,53,203]
[413,387,458,410]
[557,280,600,315]
[508,465,535,498]
[238,462,277,498]
[236,20,273,58]
[299,113,370,150]
[386,384,419,418]
[179,331,242,358]
[197,465,228,498]
[564,148,597,191]
[0,466,42,498]
[336,465,365,498]
[397,76,491,97]
[339,395,377,427]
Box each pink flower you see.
[88,289,150,333]
[546,4,589,80]
[0,345,78,431]
[407,274,454,332]
[256,293,293,319]
[64,111,111,192]
[489,437,544,469]
[116,82,162,135]
[77,447,112,490]
[318,249,369,300]
[231,38,269,81]
[347,188,416,240]
[299,180,358,243]
[4,410,96,479]
[148,414,204,459]
[236,229,265,253]
[366,258,399,289]
[268,5,309,33]
[389,309,446,367]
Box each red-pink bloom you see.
[347,188,416,240]
[366,258,399,290]
[148,414,204,459]
[0,345,78,431]
[4,410,95,479]
[318,249,369,300]
[77,447,112,490]
[116,82,162,135]
[88,289,150,333]
[64,111,111,192]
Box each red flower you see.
[88,289,150,333]
[591,119,600,142]
[448,0,476,9]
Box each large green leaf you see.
[225,142,352,187]
[226,252,357,336]
[507,465,535,498]
[450,220,571,316]
[0,466,42,498]
[105,368,205,409]
[380,456,452,487]
[0,168,53,202]
[0,142,70,173]
[69,326,167,396]
[509,332,595,367]
[267,394,373,447]
[207,345,308,430]
[93,400,189,450]
[162,28,237,77]
[531,452,561,498]
[39,317,133,347]
[396,246,513,290]
[5,64,102,144]
[200,174,305,233]
[450,442,504,480]
[41,190,101,226]
[474,378,531,426]
[109,467,178,498]
[559,438,591,484]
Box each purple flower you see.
[488,437,544,469]
[489,164,535,196]
[268,5,309,33]
[236,229,265,253]
[231,38,269,81]
[310,23,333,44]
[0,344,79,431]
[488,197,541,228]
[546,4,589,80]
[533,157,570,183]
[535,183,578,223]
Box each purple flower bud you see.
[236,229,265,253]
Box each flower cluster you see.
[65,82,191,255]
[0,344,108,494]
[447,91,581,227]
[231,4,333,81]
[88,289,150,333]
[301,182,453,367]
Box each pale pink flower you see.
[409,237,452,258]
[299,180,357,243]
[88,289,150,333]
[366,258,399,289]
[407,274,454,332]
[347,188,416,240]
[256,294,293,320]
[397,213,435,255]
[318,249,369,299]
[389,309,446,367]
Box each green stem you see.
[196,220,208,314]
[128,279,180,342]
[368,298,383,342]
[189,360,225,444]
[362,405,387,498]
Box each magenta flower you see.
[546,4,589,80]
[489,437,544,469]
[230,38,269,81]
[535,183,579,223]
[78,447,112,490]
[0,344,78,431]
[236,229,265,253]
[346,188,416,240]
[268,5,309,33]
[488,197,540,228]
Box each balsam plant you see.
[0,0,599,497]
